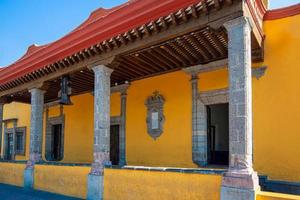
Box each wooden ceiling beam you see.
[118,61,146,76]
[213,0,221,10]
[194,32,220,58]
[187,34,215,60]
[170,41,197,64]
[191,5,199,18]
[143,51,170,70]
[131,54,160,72]
[120,57,154,74]
[181,36,210,61]
[161,45,190,66]
[116,66,141,78]
[207,30,227,57]
[149,48,180,68]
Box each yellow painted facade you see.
[2,11,300,178]
[0,8,300,200]
[34,165,90,198]
[104,169,222,200]
[0,162,25,186]
[252,14,300,182]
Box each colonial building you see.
[0,0,299,200]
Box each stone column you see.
[87,65,113,200]
[24,88,45,189]
[191,73,207,166]
[221,17,259,200]
[0,103,3,159]
[119,91,127,166]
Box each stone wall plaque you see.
[145,91,165,140]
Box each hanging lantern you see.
[59,75,72,105]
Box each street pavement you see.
[0,183,81,200]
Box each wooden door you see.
[110,125,120,165]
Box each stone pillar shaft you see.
[0,103,3,158]
[24,87,45,189]
[221,16,259,200]
[88,65,113,200]
[27,88,45,168]
[119,91,127,166]
[90,65,113,175]
[226,17,253,174]
[191,73,207,166]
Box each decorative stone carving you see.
[145,91,165,140]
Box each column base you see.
[87,173,104,200]
[221,186,257,200]
[222,171,260,190]
[24,168,34,189]
[221,171,260,200]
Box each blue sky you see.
[0,0,299,67]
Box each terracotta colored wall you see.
[34,165,90,198]
[104,169,222,200]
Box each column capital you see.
[28,87,46,94]
[224,16,252,31]
[27,81,48,92]
[111,83,130,94]
[91,65,113,75]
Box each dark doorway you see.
[51,124,63,161]
[110,125,120,165]
[5,133,13,160]
[207,103,229,166]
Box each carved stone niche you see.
[145,91,165,140]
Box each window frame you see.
[14,127,26,156]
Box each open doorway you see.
[207,103,229,166]
[5,133,13,160]
[51,124,63,161]
[110,125,120,165]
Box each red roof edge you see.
[0,0,201,85]
[264,3,300,20]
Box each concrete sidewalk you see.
[0,183,81,200]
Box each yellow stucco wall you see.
[199,68,228,92]
[1,13,300,185]
[2,102,30,160]
[0,162,25,186]
[256,192,300,200]
[2,92,121,163]
[104,168,222,200]
[126,71,194,167]
[253,15,300,182]
[34,164,90,198]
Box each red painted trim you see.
[0,0,202,85]
[264,3,300,20]
[245,0,267,38]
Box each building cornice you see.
[264,3,300,21]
